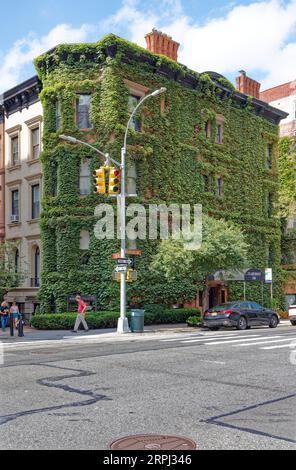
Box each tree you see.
[150,215,249,311]
[0,241,25,300]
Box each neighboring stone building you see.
[0,104,5,242]
[259,79,296,309]
[260,80,296,137]
[33,30,287,313]
[2,77,43,316]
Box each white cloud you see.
[1,0,296,94]
[102,0,296,90]
[0,23,92,93]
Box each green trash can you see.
[130,309,145,333]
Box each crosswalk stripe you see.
[162,334,239,343]
[204,335,272,345]
[261,343,296,350]
[233,337,292,347]
[180,334,259,344]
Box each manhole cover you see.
[110,434,197,450]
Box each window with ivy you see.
[128,95,141,131]
[79,160,91,195]
[76,94,92,129]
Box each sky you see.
[0,0,296,94]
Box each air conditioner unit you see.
[10,214,19,223]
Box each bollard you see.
[9,313,14,337]
[18,314,24,337]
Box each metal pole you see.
[243,281,246,301]
[10,312,14,337]
[117,146,129,333]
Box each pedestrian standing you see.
[72,295,89,333]
[10,301,19,329]
[1,301,9,332]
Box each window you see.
[31,184,40,220]
[33,246,40,287]
[202,174,209,191]
[217,177,223,197]
[76,94,92,129]
[56,101,62,130]
[267,144,273,169]
[128,95,141,131]
[11,136,19,165]
[268,193,273,217]
[15,249,19,273]
[79,160,91,195]
[216,124,222,144]
[205,121,210,138]
[80,230,90,250]
[11,190,19,219]
[31,128,40,160]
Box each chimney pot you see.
[145,29,180,62]
[236,70,261,99]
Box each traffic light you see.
[93,168,106,194]
[108,167,120,195]
[126,269,137,283]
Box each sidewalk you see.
[0,320,292,343]
[0,323,191,343]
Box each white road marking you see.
[162,334,239,343]
[204,335,269,345]
[233,337,289,347]
[261,343,296,350]
[180,335,254,344]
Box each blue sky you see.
[0,0,296,93]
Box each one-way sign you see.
[117,258,133,267]
[115,266,128,273]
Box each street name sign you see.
[117,258,133,267]
[244,269,263,282]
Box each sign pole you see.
[243,281,246,301]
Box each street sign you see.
[117,258,133,267]
[244,269,263,282]
[115,266,128,273]
[265,268,273,284]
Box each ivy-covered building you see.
[33,30,287,313]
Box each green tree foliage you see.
[0,242,25,299]
[151,215,249,309]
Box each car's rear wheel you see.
[269,315,279,328]
[290,320,296,326]
[237,316,247,330]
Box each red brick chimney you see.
[145,29,180,62]
[236,70,261,99]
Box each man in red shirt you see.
[72,295,89,333]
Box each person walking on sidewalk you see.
[10,301,19,329]
[72,295,89,333]
[1,301,9,332]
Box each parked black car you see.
[203,301,280,330]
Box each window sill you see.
[26,158,40,166]
[8,164,21,172]
[27,219,39,225]
[8,222,21,228]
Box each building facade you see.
[0,105,5,243]
[2,77,43,315]
[260,81,296,137]
[32,30,286,313]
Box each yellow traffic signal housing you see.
[109,167,120,195]
[113,269,137,283]
[126,269,137,283]
[93,168,106,194]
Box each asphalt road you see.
[0,324,296,450]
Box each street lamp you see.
[59,86,167,334]
[118,87,166,334]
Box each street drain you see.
[110,434,197,450]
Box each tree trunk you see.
[202,279,210,313]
